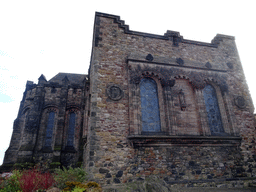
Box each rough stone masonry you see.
[1,12,256,187]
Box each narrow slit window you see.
[140,78,161,133]
[44,111,55,147]
[67,112,76,146]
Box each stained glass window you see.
[140,78,161,133]
[203,84,224,134]
[44,111,55,147]
[67,112,76,146]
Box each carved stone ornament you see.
[227,62,234,69]
[146,54,154,61]
[205,62,212,69]
[234,96,246,109]
[107,85,124,101]
[176,58,184,66]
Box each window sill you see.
[127,135,242,147]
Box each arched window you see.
[140,78,161,133]
[44,111,55,147]
[67,112,76,147]
[203,84,224,135]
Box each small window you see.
[140,78,161,133]
[67,112,76,147]
[203,84,224,135]
[44,111,55,147]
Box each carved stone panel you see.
[107,85,124,101]
[234,96,246,109]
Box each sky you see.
[0,0,255,165]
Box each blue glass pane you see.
[140,78,161,132]
[44,111,55,147]
[67,113,76,146]
[203,85,224,134]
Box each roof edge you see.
[95,12,235,48]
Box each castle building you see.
[1,12,256,185]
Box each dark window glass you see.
[140,78,161,133]
[67,112,76,146]
[203,85,224,134]
[44,111,55,147]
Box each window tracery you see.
[67,112,76,147]
[140,78,161,133]
[203,84,224,135]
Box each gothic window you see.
[203,84,224,135]
[44,111,55,147]
[140,78,161,133]
[67,112,76,147]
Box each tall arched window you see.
[140,78,161,133]
[44,111,55,147]
[67,112,76,147]
[203,84,224,135]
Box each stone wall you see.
[87,12,256,186]
[1,73,88,171]
[1,12,255,189]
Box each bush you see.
[63,181,102,192]
[0,170,22,192]
[71,186,86,192]
[19,168,55,192]
[54,167,87,189]
[0,176,5,190]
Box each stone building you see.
[1,12,256,186]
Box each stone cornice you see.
[128,135,242,147]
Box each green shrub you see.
[0,170,22,192]
[71,186,86,192]
[64,181,102,192]
[54,167,87,189]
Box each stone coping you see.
[128,135,242,147]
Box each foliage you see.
[0,176,5,189]
[1,166,90,192]
[50,162,61,169]
[71,186,86,192]
[19,168,55,192]
[14,162,34,170]
[64,181,101,192]
[54,167,87,189]
[0,170,22,192]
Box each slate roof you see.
[48,73,87,85]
